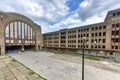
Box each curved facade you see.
[0,11,43,54]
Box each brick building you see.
[43,8,120,60]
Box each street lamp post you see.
[82,37,86,80]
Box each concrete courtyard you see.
[9,51,120,80]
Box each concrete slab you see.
[9,51,120,80]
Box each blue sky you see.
[0,0,120,33]
[66,0,82,12]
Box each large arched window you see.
[5,21,35,45]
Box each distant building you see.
[43,8,120,60]
[0,11,43,54]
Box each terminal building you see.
[0,11,43,55]
[43,8,120,60]
[1,8,120,60]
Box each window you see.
[115,46,118,49]
[112,24,115,28]
[99,26,102,29]
[78,34,80,38]
[86,45,88,48]
[25,24,28,39]
[78,29,80,32]
[103,32,106,36]
[99,32,101,36]
[116,23,119,27]
[18,22,21,38]
[81,29,83,32]
[95,33,97,36]
[95,27,98,30]
[81,40,83,43]
[81,45,83,48]
[95,45,97,48]
[84,28,86,32]
[95,39,97,43]
[110,52,113,55]
[84,34,86,37]
[81,34,83,37]
[102,46,105,49]
[86,34,89,37]
[103,25,106,29]
[117,12,120,16]
[61,32,66,35]
[98,46,101,48]
[91,39,94,43]
[103,39,106,43]
[74,40,76,43]
[99,39,101,43]
[91,45,93,48]
[92,27,94,30]
[115,38,118,42]
[113,13,116,16]
[112,46,114,49]
[116,31,119,35]
[5,25,9,38]
[92,33,94,37]
[86,28,89,31]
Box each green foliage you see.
[28,71,35,75]
[11,59,17,62]
[85,55,100,61]
[114,59,120,63]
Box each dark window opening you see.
[112,24,115,28]
[113,13,116,16]
[116,23,119,27]
[112,46,114,49]
[110,52,113,55]
[115,46,118,49]
[103,25,106,29]
[99,26,102,29]
[95,33,97,36]
[92,33,94,37]
[99,32,101,36]
[103,39,106,43]
[95,27,98,30]
[103,32,106,36]
[102,46,105,49]
[92,27,94,31]
[117,12,120,16]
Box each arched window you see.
[5,21,35,45]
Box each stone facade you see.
[0,11,43,55]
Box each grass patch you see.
[114,59,120,63]
[11,59,17,62]
[85,55,100,61]
[28,71,35,75]
[50,50,101,61]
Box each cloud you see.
[47,0,120,33]
[78,0,120,21]
[0,0,120,33]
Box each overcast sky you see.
[0,0,120,33]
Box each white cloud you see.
[0,0,120,33]
[47,0,120,33]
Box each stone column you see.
[36,44,38,51]
[0,31,5,55]
[1,45,5,55]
